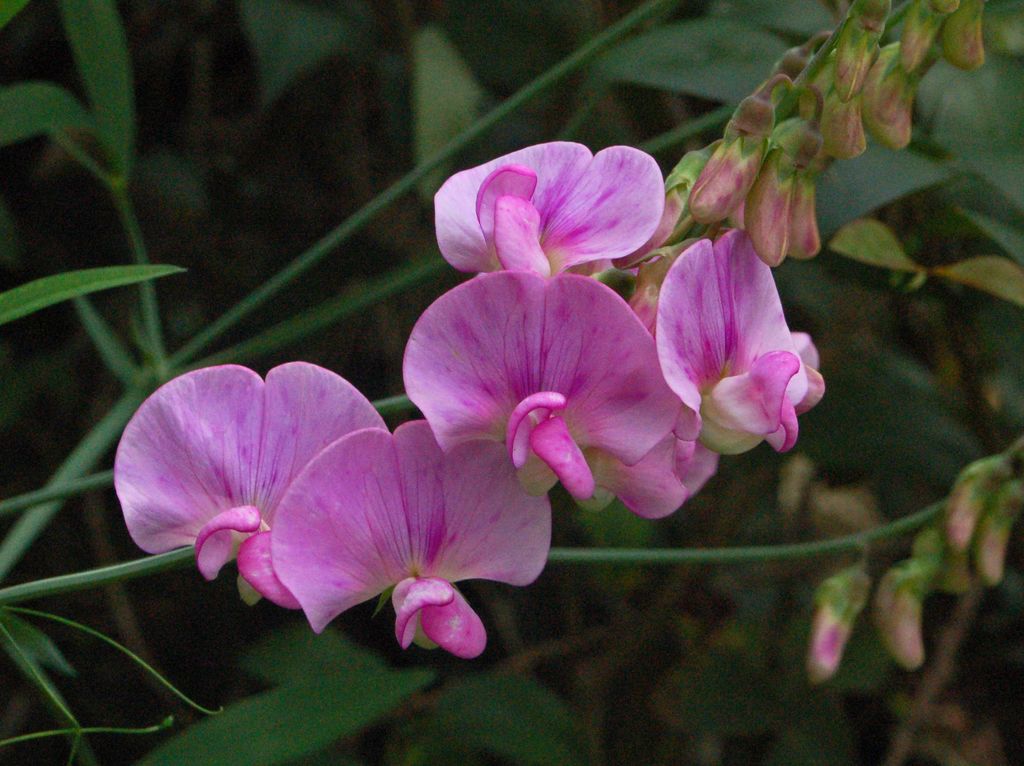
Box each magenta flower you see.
[404,271,684,518]
[114,363,385,606]
[656,230,824,455]
[270,421,551,659]
[434,141,665,277]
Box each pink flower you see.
[656,230,824,455]
[435,142,665,277]
[114,363,384,606]
[404,271,684,518]
[270,421,551,659]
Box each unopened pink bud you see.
[862,44,915,149]
[807,567,871,683]
[688,136,766,224]
[821,90,867,159]
[629,249,679,333]
[874,568,925,670]
[901,0,944,73]
[945,455,1010,551]
[745,148,795,267]
[788,175,821,260]
[835,0,892,101]
[974,480,1024,586]
[942,0,985,70]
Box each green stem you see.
[0,718,173,749]
[52,133,112,187]
[72,298,138,385]
[168,0,683,367]
[639,104,734,156]
[110,183,168,378]
[0,390,144,581]
[0,471,114,518]
[0,504,942,605]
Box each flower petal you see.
[506,391,567,468]
[420,587,487,659]
[435,142,592,273]
[542,146,665,270]
[475,164,538,247]
[528,416,595,500]
[493,195,551,276]
[590,438,686,519]
[392,576,455,649]
[236,530,301,609]
[115,366,266,554]
[675,441,720,497]
[194,505,262,581]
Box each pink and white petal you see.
[114,366,266,554]
[675,441,720,497]
[236,531,301,609]
[493,196,551,276]
[194,505,263,580]
[543,146,666,269]
[432,439,551,587]
[764,398,799,452]
[392,576,455,649]
[434,142,592,273]
[703,351,801,438]
[528,416,595,500]
[475,165,537,247]
[271,428,409,633]
[590,438,687,519]
[257,362,385,522]
[419,587,488,659]
[797,365,825,415]
[791,331,820,369]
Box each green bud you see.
[834,0,892,101]
[942,0,985,70]
[789,175,821,260]
[973,479,1024,586]
[629,246,684,332]
[807,566,871,683]
[773,117,824,170]
[688,136,767,224]
[665,143,716,195]
[821,90,867,158]
[862,44,915,149]
[901,0,945,73]
[746,148,796,267]
[873,561,932,670]
[945,454,1011,551]
[930,0,959,12]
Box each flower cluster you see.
[115,141,823,658]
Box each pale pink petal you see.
[675,441,719,497]
[257,362,384,524]
[194,505,262,581]
[431,438,551,586]
[435,143,591,273]
[528,416,595,500]
[493,196,551,276]
[420,587,487,659]
[391,421,447,570]
[475,164,538,247]
[791,331,820,369]
[392,576,455,649]
[271,428,409,633]
[236,531,301,609]
[115,366,265,554]
[542,146,665,270]
[404,272,677,466]
[797,366,826,415]
[591,438,686,519]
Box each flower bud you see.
[945,454,1011,551]
[807,566,871,683]
[862,44,915,149]
[835,0,892,101]
[745,148,795,267]
[873,563,929,670]
[930,0,959,12]
[941,0,984,70]
[789,175,821,260]
[821,89,866,159]
[973,479,1024,586]
[901,0,945,73]
[665,143,716,196]
[628,245,685,332]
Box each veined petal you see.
[493,196,551,276]
[420,587,487,659]
[590,439,686,519]
[392,576,455,649]
[529,416,595,500]
[236,531,301,609]
[195,505,262,581]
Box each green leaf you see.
[829,219,923,272]
[932,255,1024,307]
[58,0,135,174]
[709,0,833,36]
[596,19,788,103]
[0,195,22,268]
[432,673,584,766]
[816,145,950,235]
[139,626,433,766]
[959,208,1024,267]
[238,0,375,109]
[0,264,184,325]
[0,0,31,31]
[0,81,93,147]
[0,614,76,677]
[412,26,484,200]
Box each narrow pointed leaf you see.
[0,264,183,325]
[932,256,1024,307]
[58,0,135,173]
[0,82,93,147]
[0,0,31,31]
[0,614,76,677]
[829,219,922,273]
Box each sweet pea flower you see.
[270,421,551,659]
[114,363,385,606]
[404,271,685,518]
[435,141,665,277]
[656,230,824,455]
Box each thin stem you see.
[0,620,78,727]
[374,394,414,417]
[110,184,168,377]
[0,471,114,518]
[52,133,111,187]
[168,0,684,367]
[0,718,173,749]
[639,104,733,156]
[72,298,138,385]
[0,503,943,605]
[0,390,145,581]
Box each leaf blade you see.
[0,82,93,148]
[932,255,1024,307]
[829,219,922,272]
